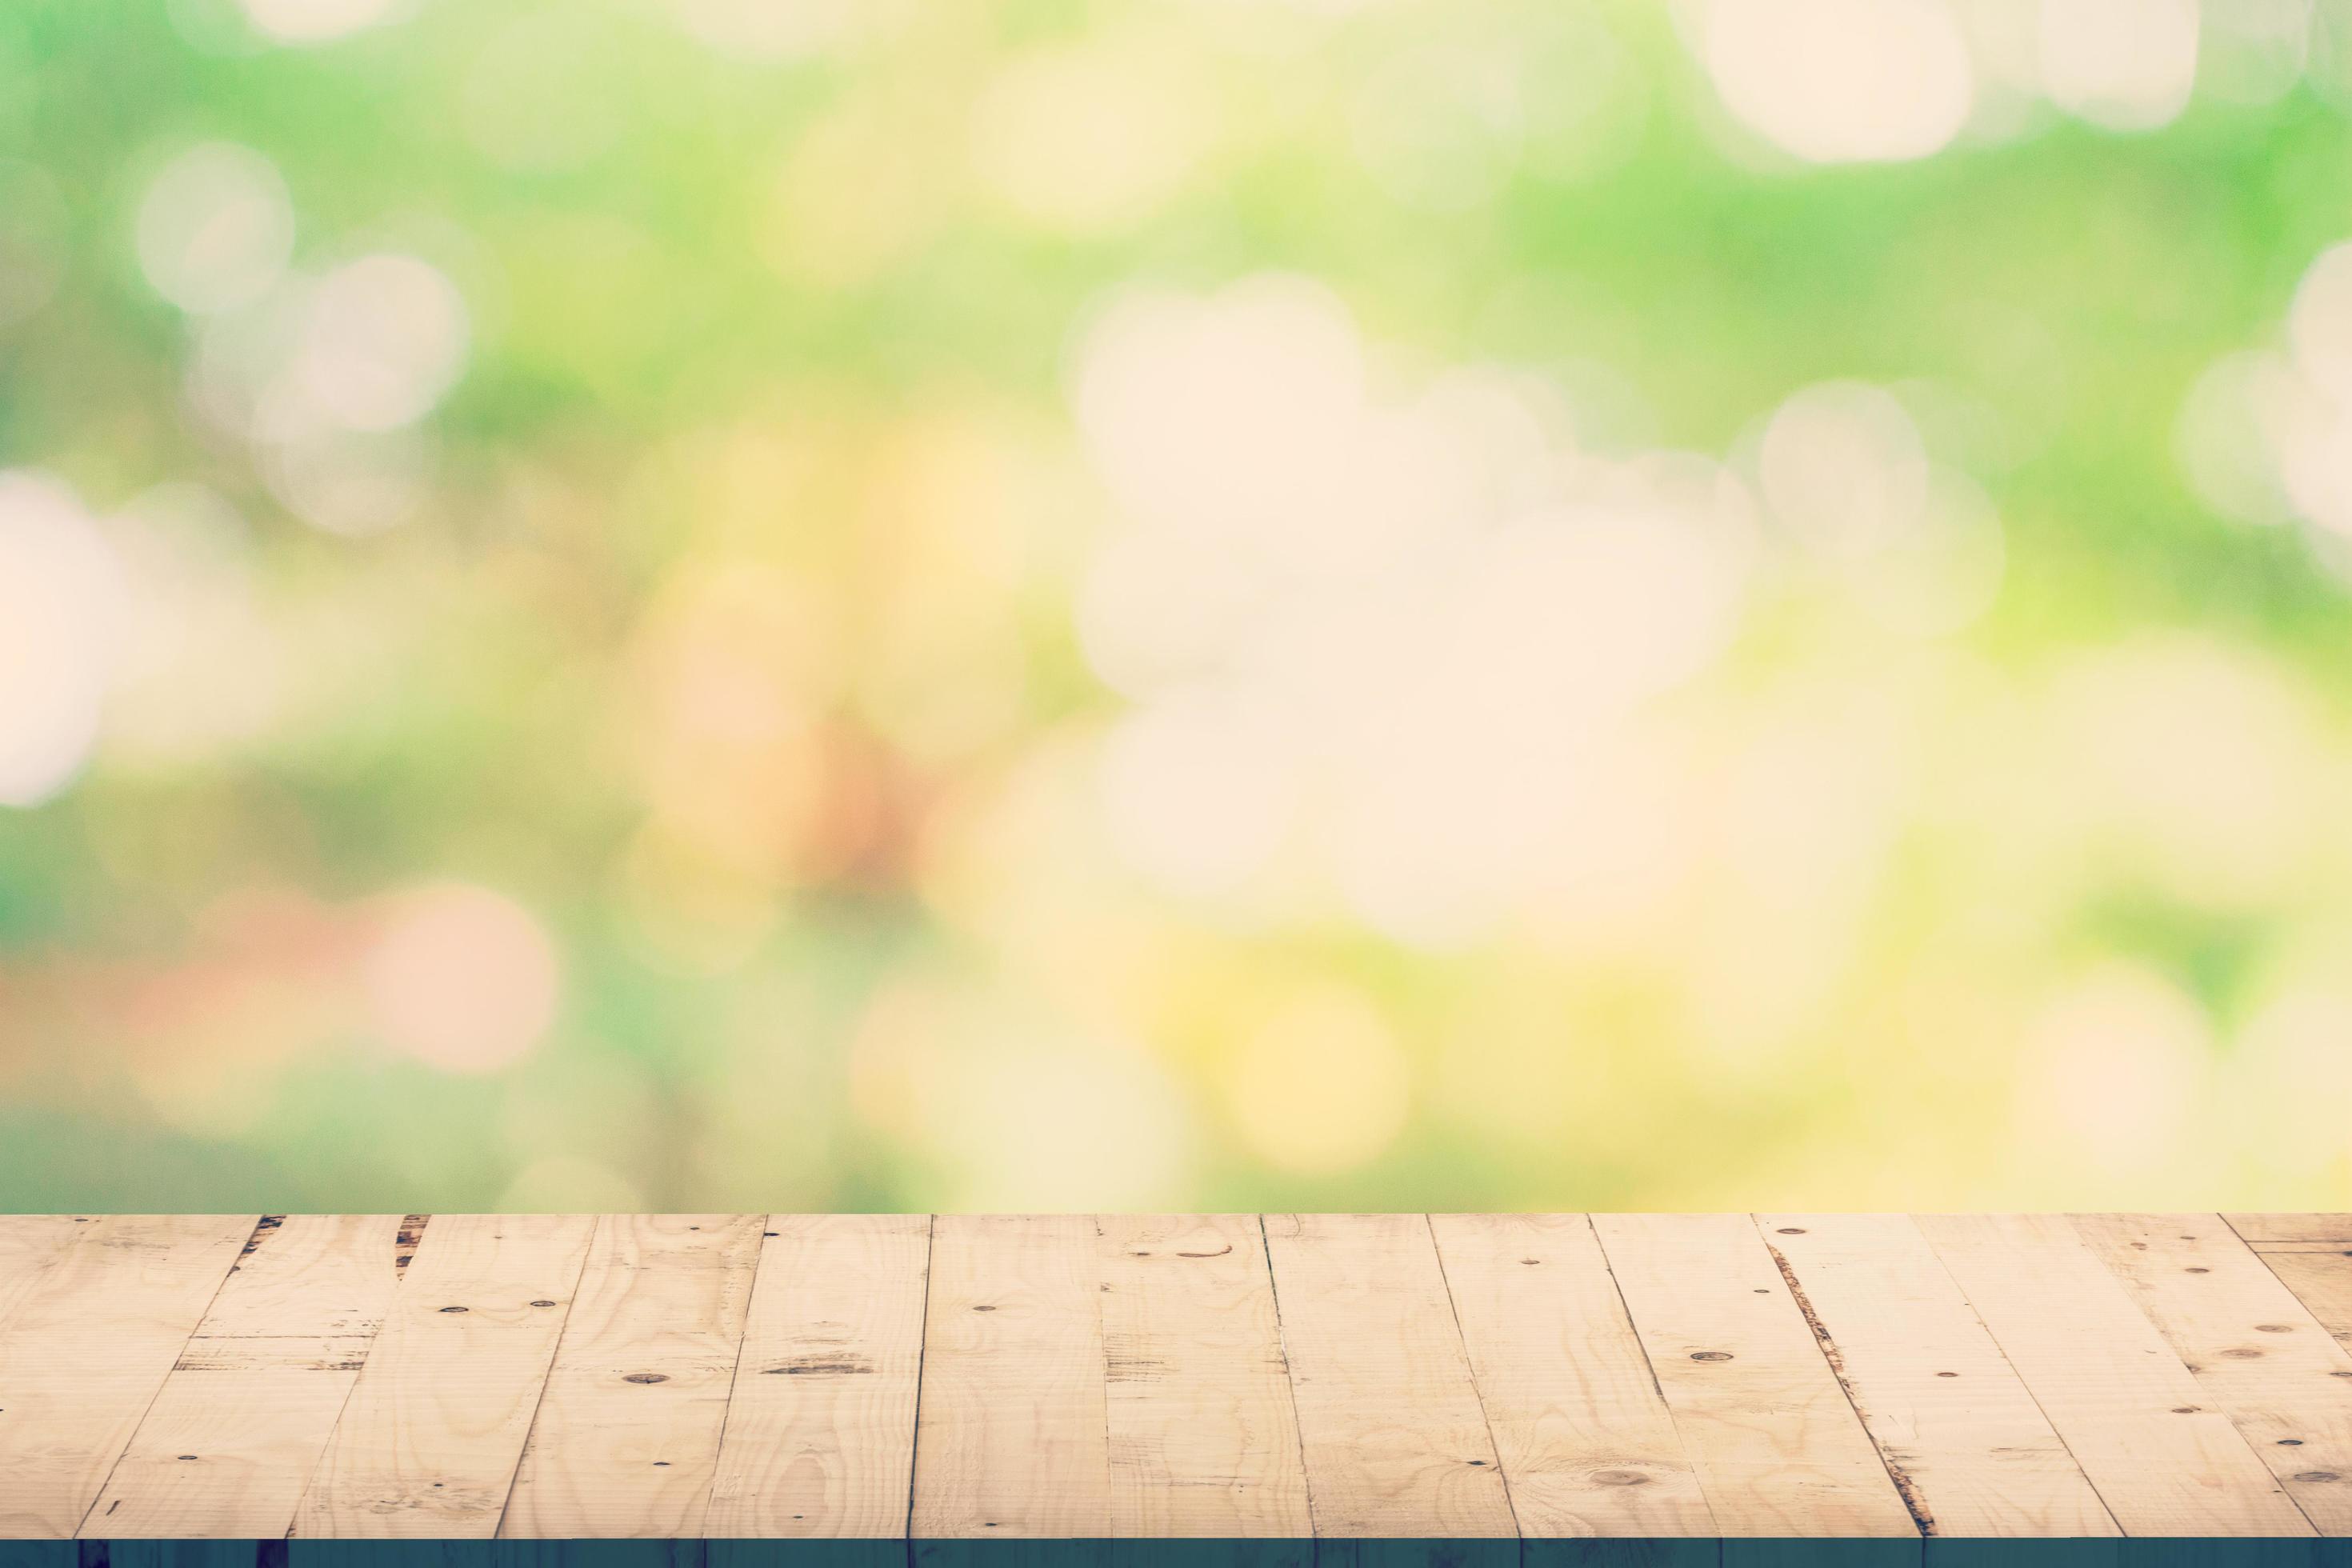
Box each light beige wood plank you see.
[0,1215,83,1333]
[291,1213,595,1538]
[86,1214,408,1538]
[499,1214,762,1538]
[1426,1212,1714,1538]
[1918,1212,2311,1537]
[1755,1213,2116,1538]
[2074,1212,2352,1534]
[2254,1248,2352,1359]
[1259,1213,1515,1539]
[910,1214,1111,1539]
[702,1213,930,1538]
[1095,1214,1311,1541]
[0,1214,252,1538]
[2227,1215,2352,1246]
[1590,1211,1918,1538]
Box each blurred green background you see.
[4,0,2351,1214]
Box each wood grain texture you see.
[704,1213,931,1540]
[0,1214,252,1539]
[2073,1214,2352,1535]
[2227,1218,2352,1247]
[1096,1214,1310,1542]
[1428,1213,1714,1539]
[910,1214,1112,1541]
[89,1214,408,1538]
[1590,1213,1918,1539]
[1917,1212,2312,1538]
[0,1215,82,1334]
[501,1214,762,1538]
[1758,1213,2116,1539]
[11,1212,2352,1549]
[2252,1248,2352,1358]
[1259,1213,1515,1541]
[291,1214,596,1540]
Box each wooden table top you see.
[0,1214,2347,1548]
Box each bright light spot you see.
[362,882,561,1072]
[2014,965,2210,1171]
[260,424,436,537]
[1458,502,1749,710]
[1226,984,1412,1174]
[136,142,294,315]
[1098,693,1298,901]
[972,44,1208,235]
[497,1155,645,1212]
[2198,0,2311,106]
[2183,243,2352,566]
[103,483,286,764]
[2175,350,2300,525]
[0,473,126,806]
[1759,380,2003,634]
[2287,241,2352,405]
[1074,274,1369,550]
[1759,382,1930,561]
[1701,0,1974,165]
[2274,392,2352,540]
[2267,246,2352,539]
[2038,0,2199,131]
[1072,277,1757,942]
[288,254,469,431]
[182,253,466,534]
[1521,724,1699,953]
[238,0,406,45]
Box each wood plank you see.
[1258,1212,1515,1541]
[2074,1213,2352,1535]
[1757,1214,2116,1539]
[0,1215,83,1333]
[1095,1214,1310,1543]
[2254,1248,2352,1357]
[910,1214,1112,1541]
[86,1214,408,1538]
[0,1214,251,1538]
[703,1213,931,1539]
[1916,1212,2312,1538]
[2227,1217,2352,1247]
[1588,1212,1917,1539]
[500,1214,763,1538]
[1427,1212,1716,1538]
[291,1213,596,1539]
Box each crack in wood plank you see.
[1762,1237,1938,1538]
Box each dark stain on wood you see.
[762,1355,874,1376]
[396,1214,430,1274]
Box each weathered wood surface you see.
[2,1214,2351,1542]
